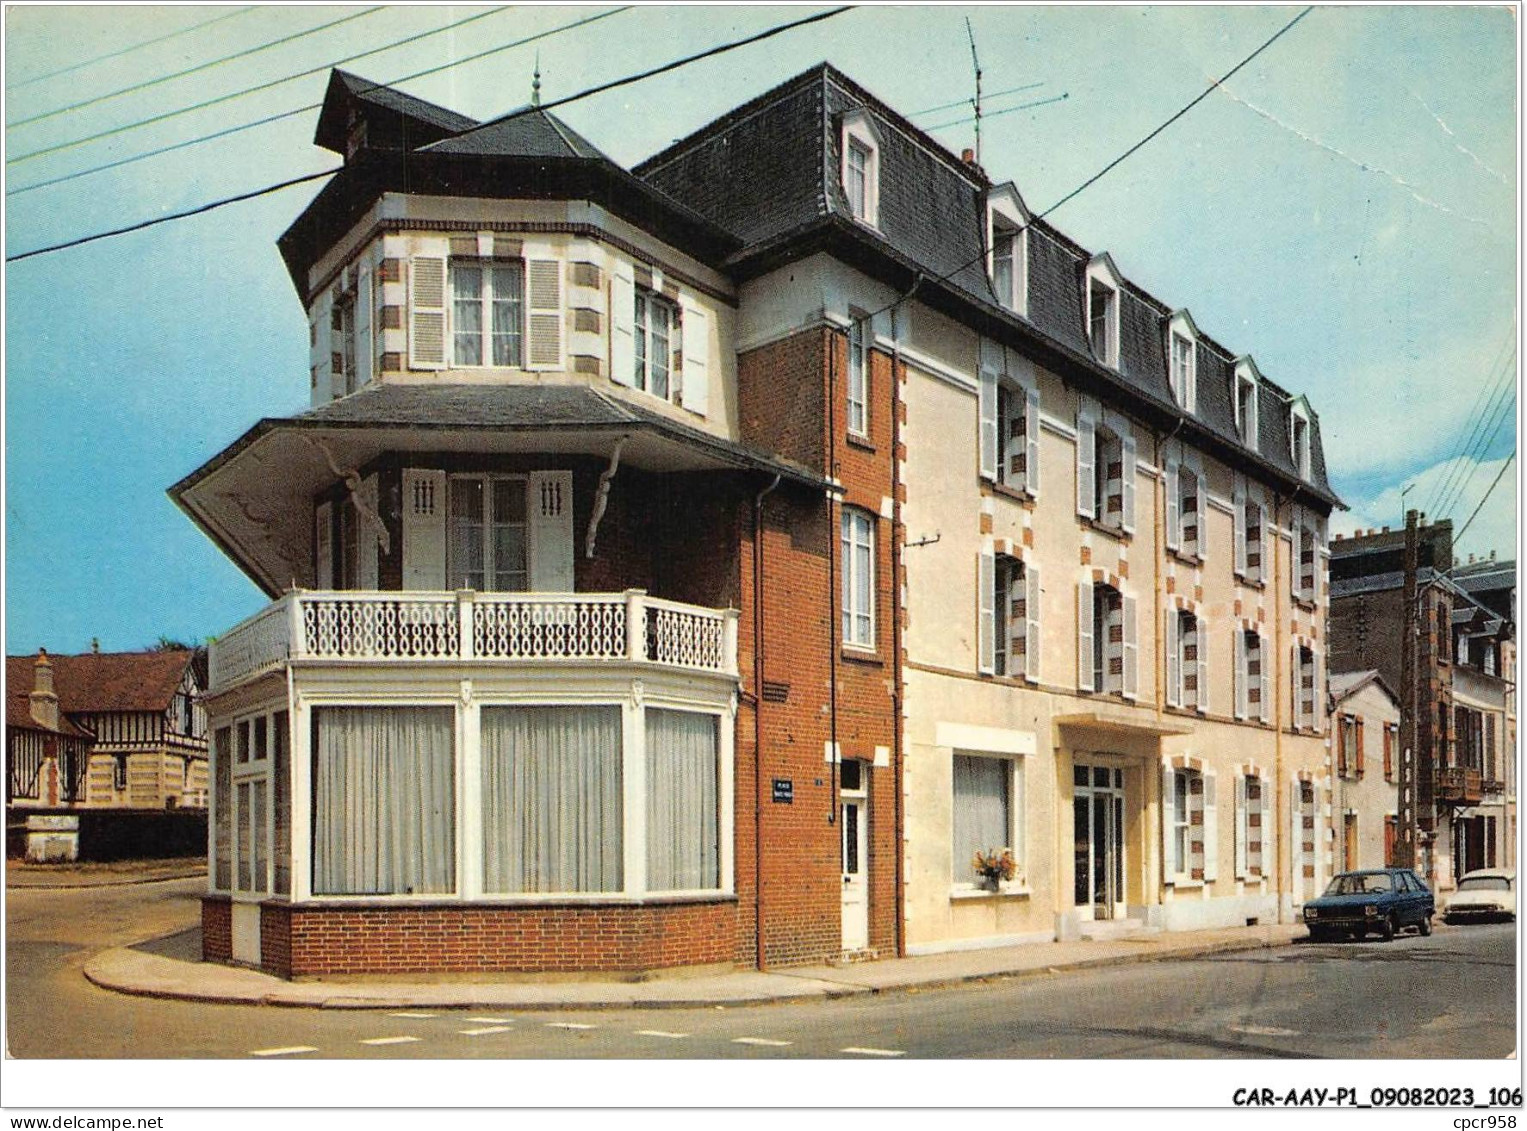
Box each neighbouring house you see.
[174,64,1340,977]
[1328,670,1401,872]
[1448,578,1515,877]
[6,646,208,860]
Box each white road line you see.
[360,1036,421,1046]
[841,1047,905,1057]
[389,1012,437,1019]
[732,1037,792,1047]
[1230,1024,1301,1038]
[636,1029,689,1039]
[465,1017,514,1025]
[250,1046,318,1057]
[459,1026,513,1036]
[546,1021,597,1030]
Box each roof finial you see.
[532,53,542,107]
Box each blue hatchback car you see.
[1302,868,1435,941]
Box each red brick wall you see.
[260,903,292,978]
[271,899,738,976]
[202,896,231,963]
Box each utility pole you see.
[1397,508,1419,868]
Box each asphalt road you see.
[4,876,1517,1060]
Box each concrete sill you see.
[950,886,1031,901]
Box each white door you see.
[841,797,869,951]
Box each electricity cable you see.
[5,8,256,92]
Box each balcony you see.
[208,589,739,695]
[1435,766,1484,805]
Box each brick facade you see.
[202,896,231,964]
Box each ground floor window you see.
[951,753,1021,885]
[312,706,456,896]
[646,709,720,891]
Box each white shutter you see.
[408,254,447,370]
[1197,621,1210,715]
[1077,579,1095,692]
[1120,432,1137,534]
[529,471,575,591]
[1259,774,1275,880]
[978,367,998,481]
[525,257,564,371]
[314,501,334,589]
[1290,505,1302,601]
[1291,642,1304,730]
[1024,562,1041,682]
[610,260,636,387]
[1075,408,1096,519]
[1162,761,1177,883]
[401,469,446,590]
[1194,467,1208,562]
[358,475,378,590]
[1203,769,1219,882]
[1234,629,1248,720]
[1165,606,1181,708]
[1234,774,1248,880]
[977,549,996,676]
[356,266,373,389]
[1233,477,1247,577]
[1314,646,1325,732]
[1121,593,1138,700]
[1258,634,1271,724]
[309,298,329,400]
[679,298,709,416]
[1314,519,1325,604]
[1289,779,1302,896]
[1165,459,1180,553]
[1024,382,1041,496]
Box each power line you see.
[1424,335,1516,518]
[7,8,385,138]
[1451,451,1515,550]
[5,7,256,92]
[6,6,510,168]
[7,8,632,199]
[1438,378,1517,523]
[8,6,856,264]
[861,6,1313,327]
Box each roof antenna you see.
[965,17,983,166]
[531,52,542,107]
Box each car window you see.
[1365,874,1394,893]
[1325,873,1394,896]
[1458,876,1510,892]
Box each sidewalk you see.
[6,857,206,889]
[84,921,1307,1011]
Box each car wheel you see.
[1381,914,1397,941]
[1418,915,1432,937]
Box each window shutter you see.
[1233,478,1247,577]
[1289,779,1301,893]
[1258,635,1271,724]
[1194,466,1208,562]
[1234,630,1248,720]
[977,549,996,676]
[1197,623,1210,715]
[610,260,636,387]
[1291,642,1304,729]
[1203,769,1218,882]
[678,298,710,416]
[1121,593,1139,700]
[1259,774,1275,877]
[358,475,378,589]
[314,501,334,589]
[1165,607,1181,708]
[408,254,447,370]
[1165,459,1180,553]
[1024,382,1042,496]
[1024,562,1041,682]
[528,471,575,591]
[1077,579,1095,692]
[1162,761,1176,883]
[978,367,998,481]
[356,266,373,389]
[1355,716,1365,775]
[1234,775,1248,880]
[1314,519,1325,604]
[1120,432,1137,534]
[525,257,564,371]
[1075,409,1096,519]
[401,469,446,590]
[1290,506,1304,602]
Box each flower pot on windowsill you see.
[981,875,1001,893]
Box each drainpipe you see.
[752,472,780,971]
[889,308,907,958]
[1152,419,1183,906]
[828,330,839,829]
[1272,489,1288,923]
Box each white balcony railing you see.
[208,590,739,693]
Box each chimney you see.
[91,637,100,654]
[1489,549,1496,561]
[1469,553,1476,564]
[29,648,59,730]
[962,148,975,164]
[1381,525,1390,533]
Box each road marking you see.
[841,1046,906,1057]
[636,1029,689,1039]
[250,1046,318,1057]
[546,1021,597,1030]
[459,1026,513,1036]
[465,1016,514,1025]
[389,1012,437,1019]
[360,1036,421,1046]
[1230,1024,1301,1038]
[732,1037,792,1047]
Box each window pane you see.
[646,709,719,891]
[490,265,523,366]
[312,706,456,895]
[634,293,648,390]
[952,754,1010,882]
[993,235,1014,305]
[235,782,251,891]
[651,299,671,399]
[451,263,483,366]
[251,780,268,894]
[491,479,528,591]
[482,706,623,893]
[449,478,485,590]
[272,711,290,896]
[214,727,232,890]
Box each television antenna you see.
[966,17,983,165]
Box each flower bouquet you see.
[971,848,1017,891]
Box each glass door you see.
[1074,763,1126,920]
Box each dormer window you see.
[1234,359,1261,447]
[987,184,1030,317]
[1166,311,1198,415]
[1290,404,1311,479]
[840,110,881,228]
[1084,255,1122,368]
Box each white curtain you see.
[952,754,1009,881]
[646,709,719,891]
[312,706,456,895]
[481,706,622,893]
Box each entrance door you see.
[840,764,869,951]
[1073,764,1126,920]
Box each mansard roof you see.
[420,105,611,160]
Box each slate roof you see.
[420,106,611,160]
[636,63,1339,508]
[6,650,194,735]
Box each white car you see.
[1443,869,1516,923]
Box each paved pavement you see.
[5,857,205,889]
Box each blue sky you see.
[4,4,1517,654]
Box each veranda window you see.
[311,706,456,896]
[646,709,720,891]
